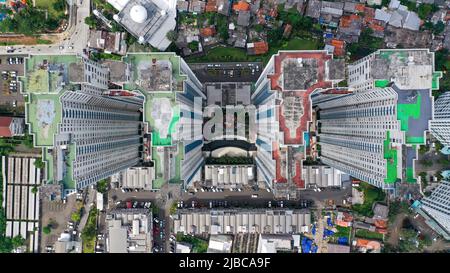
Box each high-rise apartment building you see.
[430,91,450,146]
[23,54,143,196]
[251,51,345,198]
[420,180,450,240]
[313,49,441,192]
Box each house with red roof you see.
[233,1,250,12]
[247,41,268,55]
[0,116,25,137]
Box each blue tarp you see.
[337,237,348,245]
[324,229,335,237]
[312,225,316,235]
[327,217,333,227]
[301,237,313,253]
[324,32,333,39]
[311,245,318,253]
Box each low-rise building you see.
[327,243,350,253]
[204,164,255,189]
[257,234,300,253]
[1,155,42,253]
[0,117,24,137]
[207,234,233,253]
[247,41,269,55]
[54,232,82,253]
[302,165,348,188]
[173,209,311,235]
[176,242,192,253]
[87,30,128,55]
[107,209,152,253]
[119,166,155,190]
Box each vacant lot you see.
[186,38,320,64]
[352,182,386,217]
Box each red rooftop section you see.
[0,117,14,137]
[266,51,333,188]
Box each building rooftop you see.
[112,0,176,50]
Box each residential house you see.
[321,1,344,17]
[337,14,362,43]
[384,25,431,48]
[343,1,356,14]
[177,0,190,12]
[0,117,24,137]
[233,0,251,12]
[330,39,345,56]
[247,41,269,55]
[217,0,230,15]
[205,0,217,12]
[190,0,206,13]
[237,11,251,26]
[305,0,321,19]
[87,30,128,55]
[200,27,216,37]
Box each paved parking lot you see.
[0,54,27,111]
[189,62,263,83]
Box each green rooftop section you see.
[406,136,425,144]
[384,131,398,184]
[43,147,54,184]
[397,94,421,139]
[144,93,180,147]
[61,143,76,190]
[151,107,180,146]
[123,53,187,93]
[406,167,416,183]
[378,50,408,61]
[23,54,79,94]
[375,79,390,88]
[26,93,62,147]
[432,71,443,90]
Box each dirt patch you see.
[0,36,38,45]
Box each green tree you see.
[96,179,109,194]
[166,30,178,43]
[432,21,445,34]
[71,211,81,223]
[84,15,98,28]
[31,186,38,194]
[11,235,25,248]
[42,226,51,235]
[53,0,67,12]
[417,4,439,20]
[33,158,45,169]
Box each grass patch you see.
[332,226,351,239]
[91,52,122,61]
[37,39,52,45]
[81,206,97,253]
[352,182,386,217]
[35,0,66,19]
[176,234,208,253]
[355,229,384,241]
